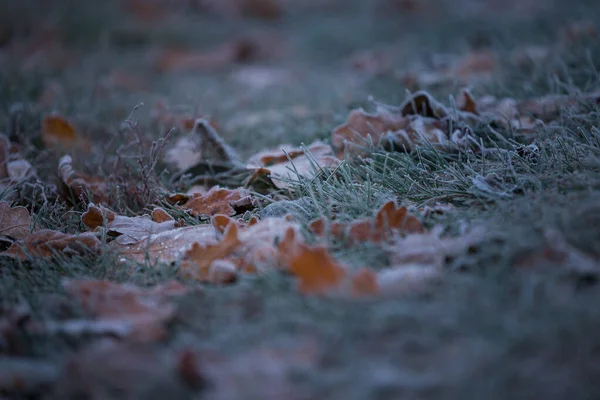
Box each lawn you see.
[1,0,600,398]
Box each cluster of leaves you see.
[2,0,600,398]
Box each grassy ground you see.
[2,0,600,398]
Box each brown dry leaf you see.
[42,114,89,149]
[248,141,339,189]
[179,223,241,284]
[0,202,30,240]
[332,91,456,157]
[331,108,408,157]
[399,91,448,118]
[180,186,254,218]
[351,268,379,296]
[60,279,189,342]
[82,203,179,245]
[288,243,347,295]
[151,207,174,223]
[247,144,307,166]
[310,200,424,244]
[58,155,109,204]
[112,224,217,264]
[4,229,101,260]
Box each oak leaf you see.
[309,200,424,244]
[111,224,217,264]
[42,114,85,149]
[180,186,254,218]
[0,202,30,240]
[179,222,241,284]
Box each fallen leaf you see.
[112,224,217,264]
[351,268,379,296]
[41,114,81,148]
[310,200,424,244]
[59,155,109,204]
[0,202,30,240]
[248,141,339,189]
[331,108,408,157]
[179,222,241,284]
[82,203,178,245]
[151,207,174,223]
[287,243,347,294]
[180,186,253,218]
[399,91,448,118]
[3,230,101,260]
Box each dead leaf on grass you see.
[179,222,241,284]
[112,224,217,264]
[248,141,339,189]
[179,186,255,218]
[81,203,180,245]
[0,201,30,240]
[3,229,101,260]
[58,155,109,204]
[0,134,35,193]
[310,200,424,244]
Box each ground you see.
[1,0,600,399]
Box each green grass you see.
[1,0,600,398]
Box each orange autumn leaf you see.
[42,114,78,147]
[181,186,254,218]
[310,200,424,244]
[351,268,379,296]
[179,222,241,284]
[247,144,307,166]
[288,243,347,295]
[3,229,101,260]
[151,207,174,223]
